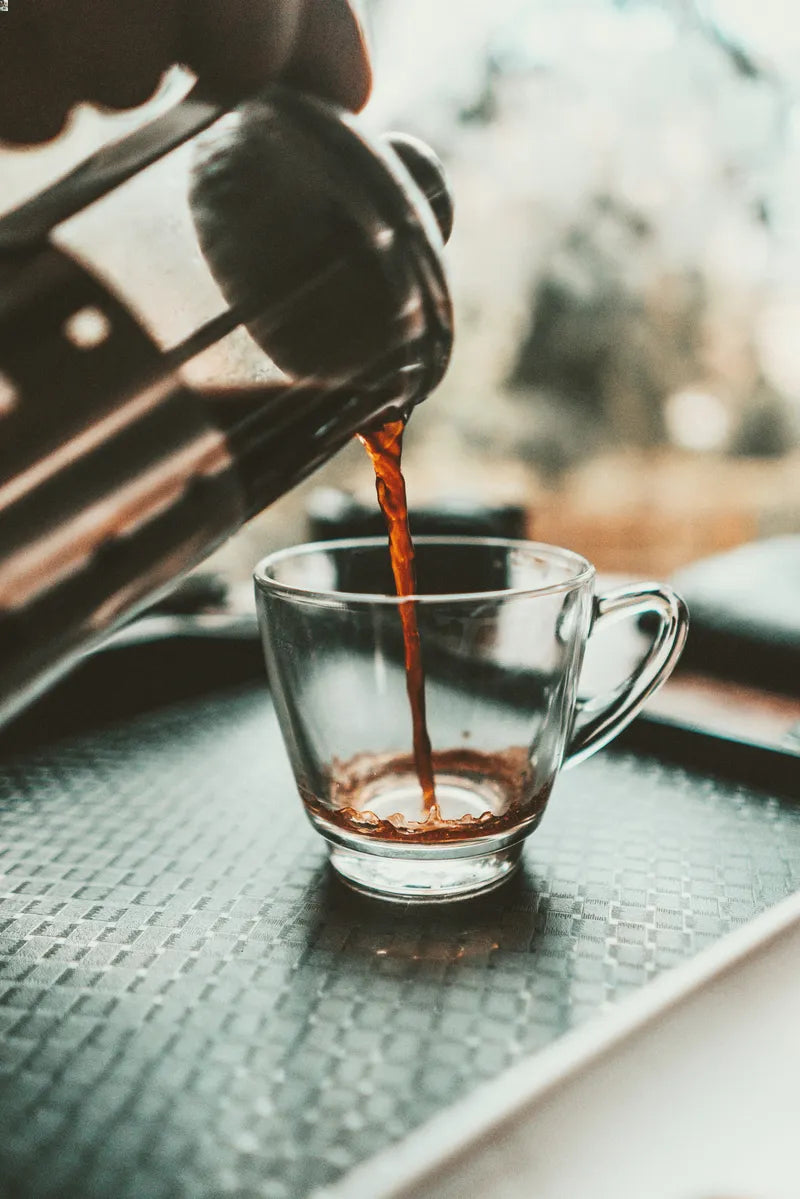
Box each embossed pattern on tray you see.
[1,686,799,1199]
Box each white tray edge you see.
[317,886,800,1199]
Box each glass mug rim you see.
[254,535,596,606]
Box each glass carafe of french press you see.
[0,84,453,727]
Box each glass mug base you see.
[328,841,523,902]
[306,775,542,902]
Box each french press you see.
[0,83,454,727]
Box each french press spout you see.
[0,84,454,727]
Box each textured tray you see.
[1,684,799,1199]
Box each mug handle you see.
[564,583,689,768]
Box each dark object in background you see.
[0,616,263,757]
[307,488,527,541]
[672,536,800,696]
[0,571,263,755]
[146,572,230,616]
[304,486,525,544]
[307,489,527,596]
[618,710,799,801]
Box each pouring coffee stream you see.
[359,420,438,818]
[0,86,454,728]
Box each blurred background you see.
[3,0,800,581]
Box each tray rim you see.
[320,886,800,1199]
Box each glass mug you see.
[254,537,688,901]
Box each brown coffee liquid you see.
[358,419,439,819]
[304,746,550,844]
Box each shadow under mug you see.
[254,537,688,902]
